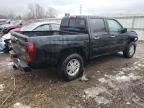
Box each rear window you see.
[61,17,86,29]
[69,18,75,27]
[61,18,69,27]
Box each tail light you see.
[25,42,35,62]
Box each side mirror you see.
[120,28,127,33]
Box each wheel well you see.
[130,38,135,42]
[58,47,87,63]
[129,36,138,43]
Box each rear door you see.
[107,19,128,51]
[89,18,111,57]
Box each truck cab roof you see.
[60,15,113,33]
[63,15,110,19]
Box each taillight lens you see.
[25,42,35,62]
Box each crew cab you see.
[10,16,138,80]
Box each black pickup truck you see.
[10,16,138,80]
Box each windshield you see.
[20,23,38,31]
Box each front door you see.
[107,19,128,51]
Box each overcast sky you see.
[0,0,144,17]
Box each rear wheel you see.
[58,53,84,81]
[123,42,136,58]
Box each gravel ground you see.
[0,42,144,108]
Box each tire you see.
[58,53,84,81]
[123,42,136,58]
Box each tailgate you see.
[11,31,28,62]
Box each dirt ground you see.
[0,42,144,108]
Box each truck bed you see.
[10,30,90,68]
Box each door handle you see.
[110,35,116,38]
[94,36,100,40]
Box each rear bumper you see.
[10,50,32,72]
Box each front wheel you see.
[58,53,84,81]
[123,42,136,58]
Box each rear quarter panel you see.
[29,34,90,68]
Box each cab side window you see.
[89,18,106,34]
[107,19,122,32]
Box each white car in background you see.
[0,22,60,52]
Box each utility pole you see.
[80,4,82,15]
